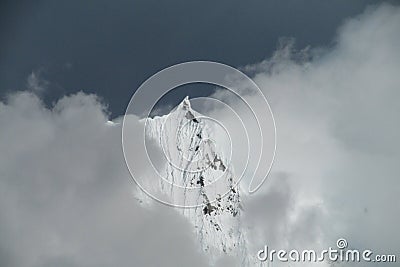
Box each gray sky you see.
[0,0,391,116]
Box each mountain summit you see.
[144,97,258,266]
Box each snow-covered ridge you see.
[144,97,257,265]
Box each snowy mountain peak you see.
[177,96,191,110]
[144,98,256,266]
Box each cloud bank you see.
[0,92,206,267]
[236,3,400,265]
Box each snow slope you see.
[145,97,261,266]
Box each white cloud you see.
[0,92,206,267]
[26,70,49,94]
[224,3,400,264]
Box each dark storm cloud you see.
[0,0,392,116]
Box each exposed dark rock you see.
[185,111,195,120]
[203,203,216,215]
[196,176,205,187]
